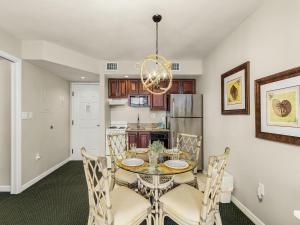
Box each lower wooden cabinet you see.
[128,132,138,147]
[127,131,150,148]
[138,132,150,148]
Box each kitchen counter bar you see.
[126,128,170,132]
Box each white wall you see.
[0,60,11,186]
[22,41,100,74]
[110,105,166,124]
[103,60,203,76]
[22,61,70,185]
[202,1,300,225]
[0,28,21,57]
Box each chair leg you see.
[215,210,222,225]
[159,207,164,225]
[87,210,94,225]
[147,212,152,225]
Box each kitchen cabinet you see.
[168,80,181,94]
[108,78,196,99]
[108,79,127,98]
[181,79,195,94]
[168,79,196,94]
[127,131,150,148]
[138,80,150,95]
[150,81,167,110]
[118,80,127,97]
[138,132,150,148]
[128,132,138,147]
[127,80,139,94]
[108,79,119,98]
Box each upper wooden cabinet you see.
[138,80,150,95]
[118,80,128,97]
[108,79,127,98]
[168,79,196,94]
[108,78,196,99]
[127,80,139,94]
[150,81,167,110]
[181,79,196,94]
[108,79,119,98]
[168,80,181,94]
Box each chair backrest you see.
[81,148,113,225]
[107,133,128,166]
[200,147,230,225]
[176,133,202,162]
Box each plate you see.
[130,148,148,154]
[122,158,144,167]
[164,149,182,154]
[164,160,189,169]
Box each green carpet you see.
[0,161,254,225]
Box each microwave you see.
[129,95,149,107]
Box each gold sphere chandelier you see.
[140,14,173,95]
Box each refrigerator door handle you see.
[172,98,175,117]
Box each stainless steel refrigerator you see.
[166,94,203,170]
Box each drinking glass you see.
[148,151,158,171]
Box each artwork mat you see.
[221,61,250,115]
[224,70,245,109]
[255,67,300,145]
[266,86,299,127]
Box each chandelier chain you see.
[156,22,158,57]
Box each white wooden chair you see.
[159,147,230,225]
[107,133,138,188]
[81,148,152,225]
[173,133,202,187]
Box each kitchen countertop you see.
[126,127,170,132]
[126,123,169,132]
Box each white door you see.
[71,84,100,160]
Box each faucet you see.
[137,113,140,128]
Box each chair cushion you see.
[101,186,151,225]
[115,169,138,184]
[174,171,195,184]
[160,184,203,224]
[197,172,207,192]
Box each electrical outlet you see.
[35,153,41,161]
[257,182,265,202]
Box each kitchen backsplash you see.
[110,104,166,123]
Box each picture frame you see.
[255,67,300,145]
[221,61,250,115]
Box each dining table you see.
[116,148,197,225]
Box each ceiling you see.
[0,0,262,60]
[29,60,99,82]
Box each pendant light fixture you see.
[140,14,173,95]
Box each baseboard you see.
[0,185,10,192]
[22,157,70,192]
[231,195,266,225]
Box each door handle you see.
[96,124,100,127]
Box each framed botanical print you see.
[255,67,300,145]
[221,61,250,115]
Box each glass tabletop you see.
[116,149,197,176]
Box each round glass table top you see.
[115,149,196,176]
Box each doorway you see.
[0,51,22,194]
[71,83,101,160]
[0,59,11,191]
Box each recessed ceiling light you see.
[124,75,129,78]
[81,76,86,80]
